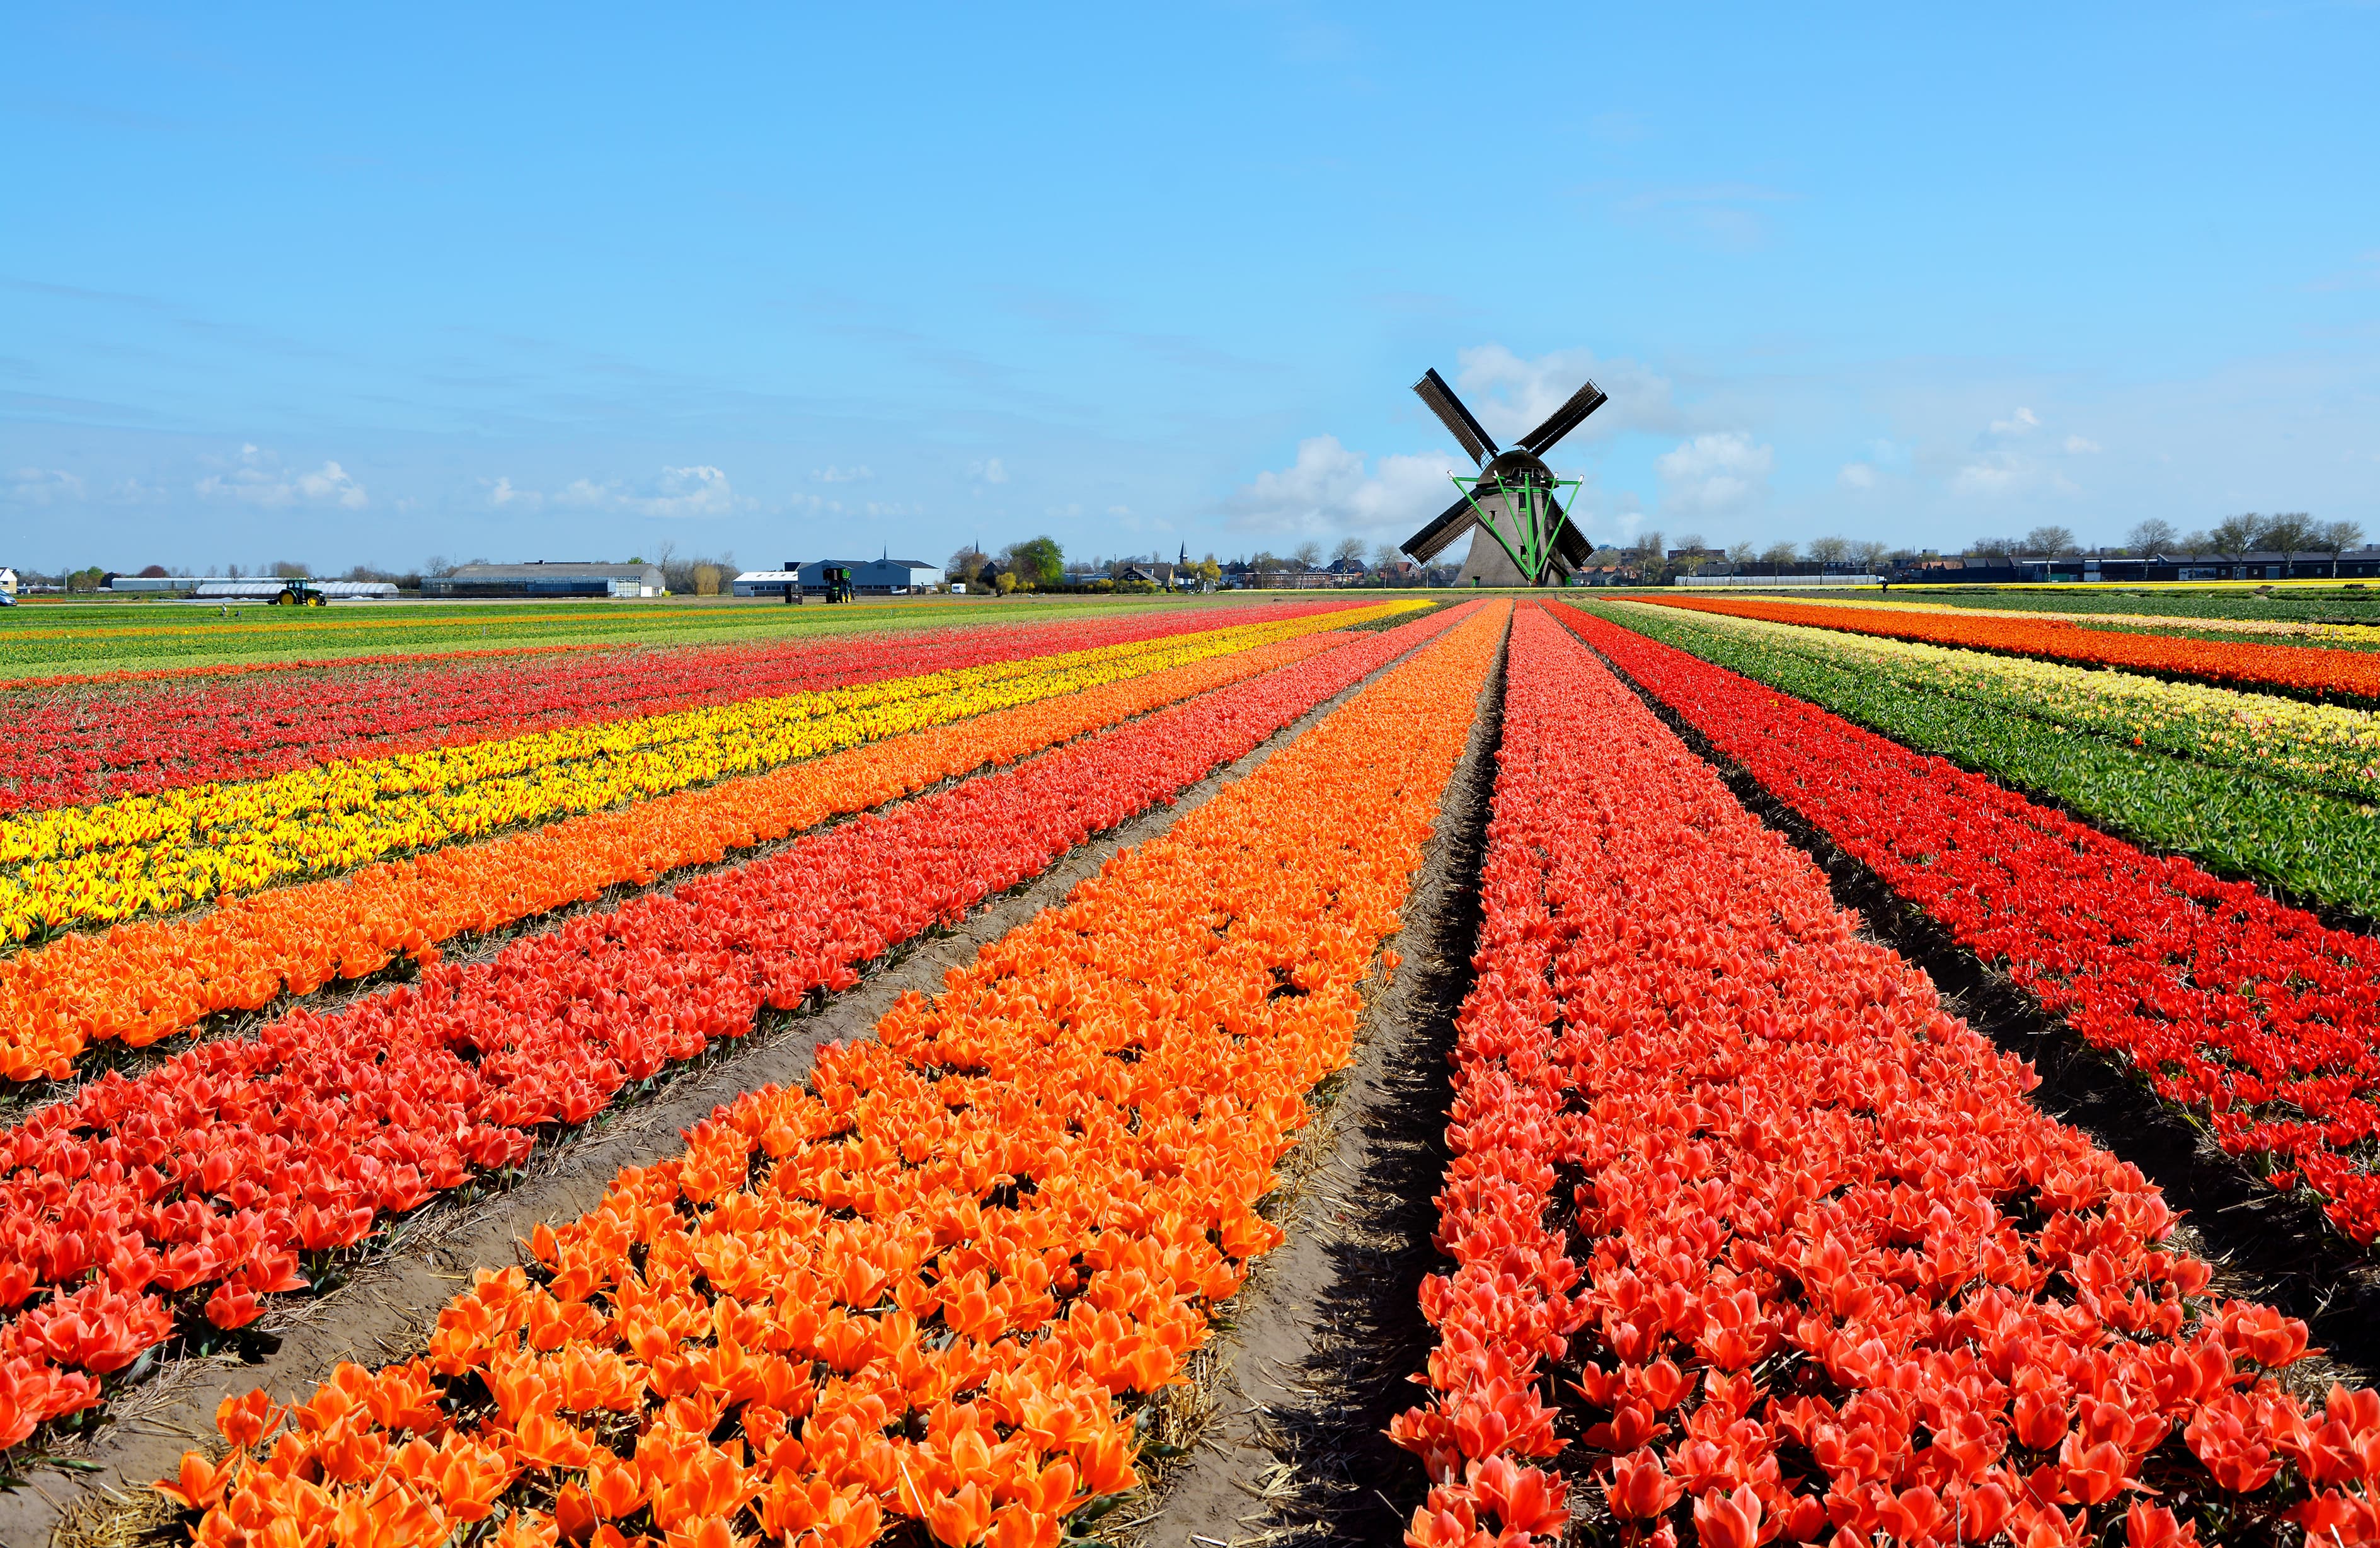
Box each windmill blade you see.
[1546,489,1591,568]
[1517,377,1609,455]
[1413,369,1499,468]
[1403,483,1493,563]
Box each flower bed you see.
[1607,600,2380,800]
[1558,601,2380,1247]
[0,604,1408,945]
[162,602,1507,1548]
[0,603,1477,1453]
[1584,599,2380,920]
[0,599,1366,814]
[1397,604,2379,1548]
[1642,593,2380,702]
[0,625,1368,1079]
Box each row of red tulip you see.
[0,600,1363,813]
[0,603,1476,1455]
[1556,603,2380,1248]
[162,603,1510,1548]
[1398,605,2380,1548]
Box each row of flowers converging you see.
[1641,594,2380,703]
[1396,604,2380,1548]
[0,620,1376,1080]
[1558,602,2380,1249]
[1580,598,2380,928]
[0,601,1364,815]
[1735,595,2380,650]
[0,603,1411,945]
[156,601,1509,1548]
[0,603,1478,1459]
[1601,600,2380,803]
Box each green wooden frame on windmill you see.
[1449,471,1585,586]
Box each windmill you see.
[1400,367,1607,586]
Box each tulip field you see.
[6,590,2380,1548]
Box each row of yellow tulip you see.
[0,604,1420,945]
[1604,599,2380,797]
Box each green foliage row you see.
[1578,599,2380,921]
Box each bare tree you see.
[2024,526,2079,557]
[1372,542,1402,570]
[2259,512,2316,555]
[1851,540,1890,575]
[2126,518,2178,555]
[1330,536,1367,567]
[1969,536,2018,562]
[1807,535,1851,567]
[1674,532,1706,554]
[946,545,989,582]
[1727,540,1756,565]
[2207,514,2262,557]
[1759,540,1798,575]
[1292,541,1323,570]
[2320,519,2366,577]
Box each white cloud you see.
[1655,432,1774,515]
[195,444,367,510]
[487,475,541,510]
[1228,436,1463,538]
[1839,461,1878,489]
[640,465,736,517]
[1953,408,2083,499]
[968,457,1008,485]
[8,468,86,507]
[488,465,742,519]
[1451,344,1686,448]
[812,464,873,483]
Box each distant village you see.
[8,513,2373,598]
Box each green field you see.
[0,592,1343,681]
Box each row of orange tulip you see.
[0,627,1361,1080]
[164,603,1509,1548]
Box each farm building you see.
[422,562,664,598]
[735,559,941,597]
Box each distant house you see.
[423,561,663,598]
[0,568,17,597]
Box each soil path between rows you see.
[1126,615,1507,1547]
[9,611,1468,1548]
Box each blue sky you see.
[4,4,2376,575]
